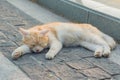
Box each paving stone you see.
[0,1,41,27]
[19,62,59,80]
[12,55,35,65]
[0,51,11,61]
[112,75,120,80]
[7,18,41,29]
[87,77,99,80]
[81,68,111,79]
[44,63,85,80]
[11,46,86,62]
[0,32,7,39]
[0,22,22,43]
[0,22,21,41]
[0,0,32,20]
[6,32,22,42]
[85,57,120,75]
[0,1,18,18]
[104,79,112,80]
[0,45,19,60]
[30,74,59,80]
[66,59,95,70]
[109,45,120,66]
[0,40,16,47]
[0,21,13,31]
[58,47,93,61]
[31,48,65,64]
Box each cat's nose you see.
[36,49,40,52]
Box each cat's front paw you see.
[12,48,23,59]
[94,48,103,58]
[94,51,102,58]
[45,53,55,60]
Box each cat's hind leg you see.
[80,41,104,57]
[86,33,112,57]
[101,33,116,50]
[12,45,31,59]
[90,35,111,57]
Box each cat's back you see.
[29,22,95,30]
[45,22,96,31]
[29,22,101,35]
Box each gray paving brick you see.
[0,1,21,19]
[0,40,16,47]
[0,49,10,59]
[57,47,93,61]
[85,57,120,75]
[7,18,41,29]
[0,22,21,42]
[30,47,92,63]
[19,62,59,80]
[12,55,35,65]
[112,75,120,80]
[109,45,120,66]
[44,63,85,80]
[81,68,111,79]
[31,52,64,64]
[66,59,95,70]
[0,32,7,39]
[31,47,93,62]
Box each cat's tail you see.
[102,33,116,50]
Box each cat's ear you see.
[40,29,49,36]
[19,28,29,36]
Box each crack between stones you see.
[30,56,62,80]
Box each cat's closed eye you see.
[30,44,36,48]
[32,44,35,47]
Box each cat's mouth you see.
[31,50,41,54]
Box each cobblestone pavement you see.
[0,0,120,80]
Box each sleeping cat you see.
[12,22,116,59]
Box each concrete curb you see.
[37,0,120,42]
[0,52,31,80]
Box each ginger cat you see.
[12,22,116,59]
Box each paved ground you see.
[0,0,120,80]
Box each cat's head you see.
[19,28,49,53]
